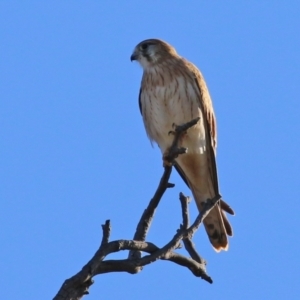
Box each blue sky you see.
[1,1,299,299]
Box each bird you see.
[131,39,234,252]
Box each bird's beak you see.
[130,51,138,61]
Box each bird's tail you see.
[190,185,234,252]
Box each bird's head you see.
[130,39,178,69]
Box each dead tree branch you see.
[53,117,219,300]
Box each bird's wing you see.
[184,61,220,197]
[138,87,142,114]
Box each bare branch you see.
[179,192,190,228]
[128,165,172,260]
[53,118,220,300]
[179,193,206,265]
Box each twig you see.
[179,193,206,265]
[100,220,111,247]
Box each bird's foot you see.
[162,147,188,167]
[168,122,186,136]
[163,119,199,167]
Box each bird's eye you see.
[140,43,148,50]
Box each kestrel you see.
[131,39,234,252]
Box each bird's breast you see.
[141,74,207,153]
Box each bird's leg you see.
[162,118,200,167]
[167,122,178,136]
